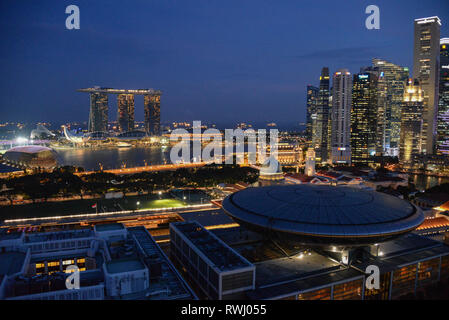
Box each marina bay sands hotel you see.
[78,87,162,136]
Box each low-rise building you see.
[0,223,196,300]
[170,221,255,299]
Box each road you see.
[75,162,208,176]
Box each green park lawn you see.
[137,198,186,209]
[0,194,188,221]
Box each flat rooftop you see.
[128,226,196,300]
[0,230,22,241]
[78,87,162,95]
[377,233,439,257]
[0,251,26,276]
[24,228,92,243]
[352,234,449,274]
[255,252,341,287]
[95,223,125,232]
[179,209,234,227]
[6,270,104,298]
[173,221,253,272]
[377,234,449,266]
[249,267,363,300]
[105,258,146,274]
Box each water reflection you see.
[411,174,449,191]
[55,147,171,171]
[48,147,449,192]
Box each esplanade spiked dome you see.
[222,184,424,245]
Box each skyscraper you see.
[400,79,424,163]
[372,59,410,156]
[330,69,352,164]
[314,67,330,163]
[306,85,319,145]
[351,70,379,166]
[437,38,449,155]
[144,93,161,136]
[88,92,108,133]
[117,94,135,132]
[413,16,441,154]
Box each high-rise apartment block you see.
[88,92,109,133]
[144,93,161,136]
[117,94,135,133]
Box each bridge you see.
[0,160,211,178]
[75,161,209,176]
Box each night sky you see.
[1,0,448,126]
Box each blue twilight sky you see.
[0,0,448,126]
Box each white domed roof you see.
[6,145,53,154]
[260,156,282,175]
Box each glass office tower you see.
[315,67,330,163]
[413,17,441,154]
[437,38,449,155]
[400,79,424,163]
[306,85,319,145]
[372,59,410,156]
[351,70,379,166]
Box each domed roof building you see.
[257,156,285,186]
[222,184,424,246]
[3,146,59,169]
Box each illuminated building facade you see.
[78,87,162,135]
[144,93,161,136]
[170,221,255,300]
[88,92,108,133]
[437,38,449,155]
[413,17,441,154]
[314,67,330,163]
[400,79,424,163]
[275,142,301,165]
[330,69,352,164]
[117,94,135,133]
[372,59,410,156]
[0,224,196,300]
[351,71,378,166]
[257,156,285,186]
[219,184,449,300]
[305,148,316,176]
[306,85,319,145]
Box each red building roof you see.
[417,217,449,230]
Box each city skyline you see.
[3,1,449,305]
[0,0,448,124]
